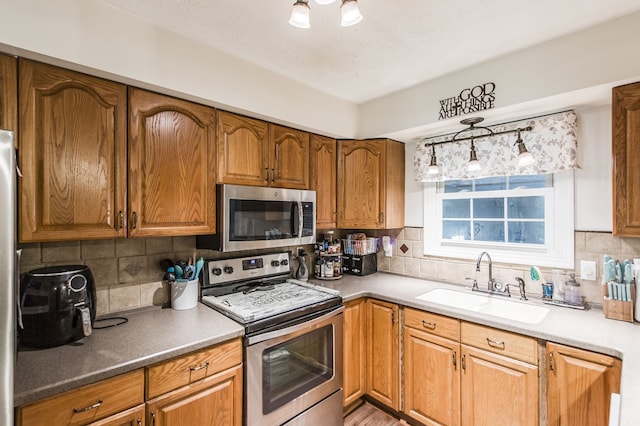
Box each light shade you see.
[341,0,363,27]
[315,0,337,4]
[427,145,440,175]
[467,141,482,172]
[289,0,311,28]
[515,131,535,166]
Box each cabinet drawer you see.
[404,307,460,340]
[146,338,242,399]
[19,369,144,426]
[461,322,537,364]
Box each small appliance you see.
[19,265,97,348]
[196,184,316,252]
[342,253,378,276]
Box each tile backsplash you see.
[374,227,640,306]
[20,229,640,315]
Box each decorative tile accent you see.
[119,256,148,283]
[400,243,409,254]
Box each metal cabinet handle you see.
[379,212,384,223]
[453,351,457,370]
[271,168,276,182]
[265,167,269,181]
[461,354,466,371]
[118,211,124,229]
[549,352,555,371]
[132,211,138,229]
[137,419,142,426]
[190,361,210,372]
[151,411,156,426]
[422,320,436,330]
[486,338,505,350]
[73,399,103,413]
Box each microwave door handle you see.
[291,202,299,237]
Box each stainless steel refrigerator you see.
[0,129,16,425]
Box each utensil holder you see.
[602,283,635,323]
[171,278,199,310]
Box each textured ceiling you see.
[97,0,640,104]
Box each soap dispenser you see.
[295,248,309,282]
[563,273,582,305]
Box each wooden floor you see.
[343,402,409,426]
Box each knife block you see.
[602,283,635,323]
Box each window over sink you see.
[423,170,574,268]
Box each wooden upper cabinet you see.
[217,112,309,189]
[337,139,404,229]
[128,88,216,237]
[217,111,269,186]
[269,124,309,189]
[310,134,337,229]
[612,81,640,236]
[0,53,17,144]
[18,59,127,242]
[547,342,621,426]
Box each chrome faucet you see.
[476,251,494,291]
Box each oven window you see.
[262,325,334,414]
[230,199,296,241]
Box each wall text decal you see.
[439,82,496,120]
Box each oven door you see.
[245,306,343,426]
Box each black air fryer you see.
[19,265,97,348]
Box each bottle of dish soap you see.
[563,273,582,305]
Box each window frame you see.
[423,170,575,268]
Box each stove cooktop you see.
[201,279,340,324]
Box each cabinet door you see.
[366,299,399,410]
[310,134,337,229]
[269,124,309,189]
[404,327,460,426]
[0,53,17,144]
[146,365,242,426]
[87,404,145,426]
[18,59,127,242]
[337,140,385,228]
[128,88,216,237]
[547,342,621,426]
[612,81,640,236]
[460,345,538,426]
[217,111,269,186]
[343,299,366,408]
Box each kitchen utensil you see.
[174,264,184,280]
[195,257,204,279]
[163,272,176,282]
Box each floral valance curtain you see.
[414,110,579,182]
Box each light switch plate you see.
[580,260,597,281]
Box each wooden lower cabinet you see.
[547,342,621,426]
[343,299,367,408]
[460,345,538,426]
[366,299,399,410]
[87,404,145,426]
[146,365,242,426]
[403,309,460,426]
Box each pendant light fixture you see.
[427,144,440,175]
[515,129,535,166]
[289,0,362,28]
[467,139,482,172]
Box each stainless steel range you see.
[201,251,343,426]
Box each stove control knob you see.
[223,266,234,274]
[280,259,289,266]
[212,268,222,276]
[271,260,280,267]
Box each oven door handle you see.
[246,305,344,346]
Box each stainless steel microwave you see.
[196,184,316,252]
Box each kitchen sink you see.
[416,288,550,324]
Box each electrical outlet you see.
[296,247,303,256]
[580,260,597,281]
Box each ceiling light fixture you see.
[289,0,363,28]
[423,117,535,175]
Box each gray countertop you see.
[14,272,639,425]
[14,304,244,407]
[312,272,640,426]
